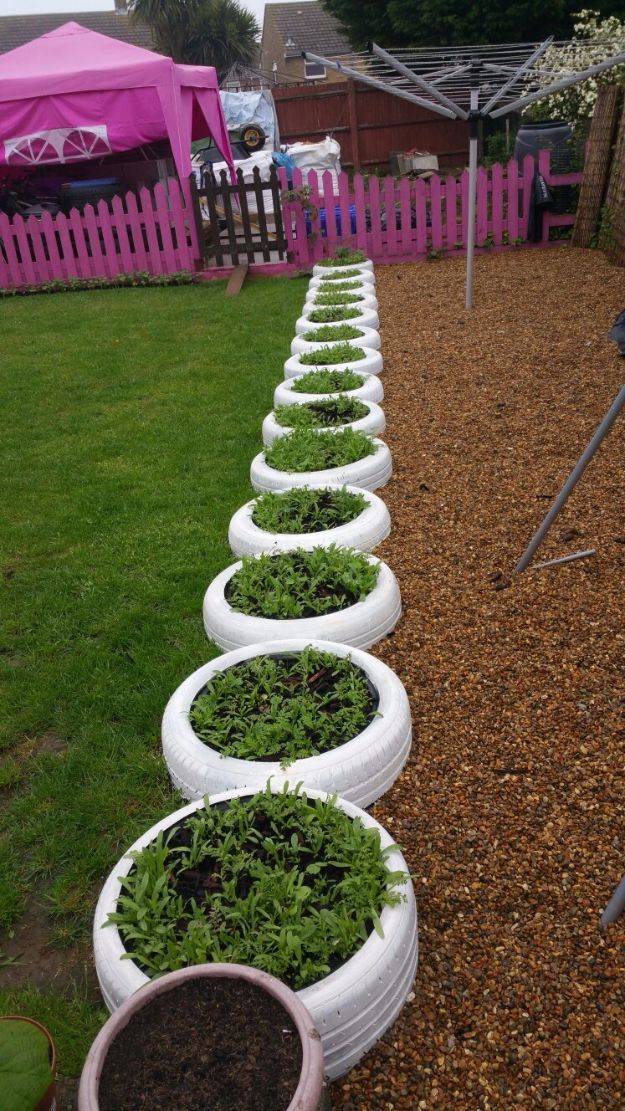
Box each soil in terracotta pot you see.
[98,977,303,1111]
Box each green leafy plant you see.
[317,268,363,281]
[426,248,443,262]
[318,249,367,267]
[298,343,366,366]
[300,325,364,343]
[481,234,494,249]
[251,485,368,534]
[0,1019,53,1111]
[312,280,365,293]
[307,306,363,323]
[225,545,380,619]
[313,291,366,306]
[107,785,406,989]
[189,646,377,763]
[291,368,364,394]
[265,427,376,473]
[0,271,196,298]
[274,396,368,430]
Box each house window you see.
[304,60,326,80]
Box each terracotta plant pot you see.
[0,1016,58,1111]
[78,963,325,1111]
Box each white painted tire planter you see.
[304,289,379,312]
[290,326,381,356]
[250,437,392,494]
[162,638,411,806]
[92,785,418,1080]
[202,552,401,651]
[313,258,374,277]
[309,270,375,290]
[296,307,379,335]
[261,400,385,446]
[274,374,384,407]
[228,483,391,556]
[285,349,382,378]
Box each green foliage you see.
[306,305,364,323]
[318,249,367,266]
[251,485,368,534]
[291,368,364,393]
[0,990,106,1079]
[0,1020,52,1111]
[313,291,366,306]
[107,786,406,989]
[226,545,380,619]
[317,268,363,280]
[482,129,515,167]
[264,427,376,473]
[0,271,196,298]
[312,281,366,293]
[128,0,258,67]
[188,646,377,762]
[320,0,596,48]
[274,396,369,429]
[300,325,364,343]
[298,343,367,366]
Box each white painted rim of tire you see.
[274,374,384,407]
[291,327,381,356]
[310,270,375,288]
[228,483,391,556]
[250,437,392,493]
[162,637,411,807]
[295,308,379,335]
[313,259,374,276]
[93,784,417,1080]
[202,551,401,652]
[306,288,379,311]
[262,400,385,446]
[285,349,382,378]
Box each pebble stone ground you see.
[330,248,625,1110]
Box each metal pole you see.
[514,384,625,573]
[601,873,625,927]
[370,42,468,119]
[491,48,625,117]
[464,88,479,310]
[302,52,456,119]
[531,548,595,571]
[481,37,553,115]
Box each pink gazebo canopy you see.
[0,21,234,180]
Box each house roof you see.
[264,2,350,58]
[0,11,153,56]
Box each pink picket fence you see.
[281,151,581,267]
[0,177,199,289]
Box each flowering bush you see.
[522,10,625,124]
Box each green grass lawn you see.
[0,277,306,1068]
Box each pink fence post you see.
[125,190,149,271]
[444,174,458,250]
[476,166,488,246]
[322,169,338,257]
[111,194,135,274]
[352,172,369,256]
[506,158,520,241]
[96,200,119,276]
[169,178,194,271]
[491,162,504,245]
[13,216,37,284]
[398,175,412,256]
[382,175,398,258]
[68,207,93,277]
[414,178,427,256]
[153,183,177,273]
[365,175,382,261]
[0,213,23,285]
[25,214,52,282]
[337,169,353,248]
[138,187,161,273]
[521,153,534,239]
[82,203,107,276]
[306,170,324,264]
[38,211,63,279]
[429,173,443,251]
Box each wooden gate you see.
[195,163,288,267]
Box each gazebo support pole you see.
[464,89,479,310]
[601,872,625,927]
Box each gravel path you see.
[334,248,625,1109]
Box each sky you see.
[0,0,305,30]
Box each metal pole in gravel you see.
[600,873,625,927]
[464,86,479,311]
[514,384,625,573]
